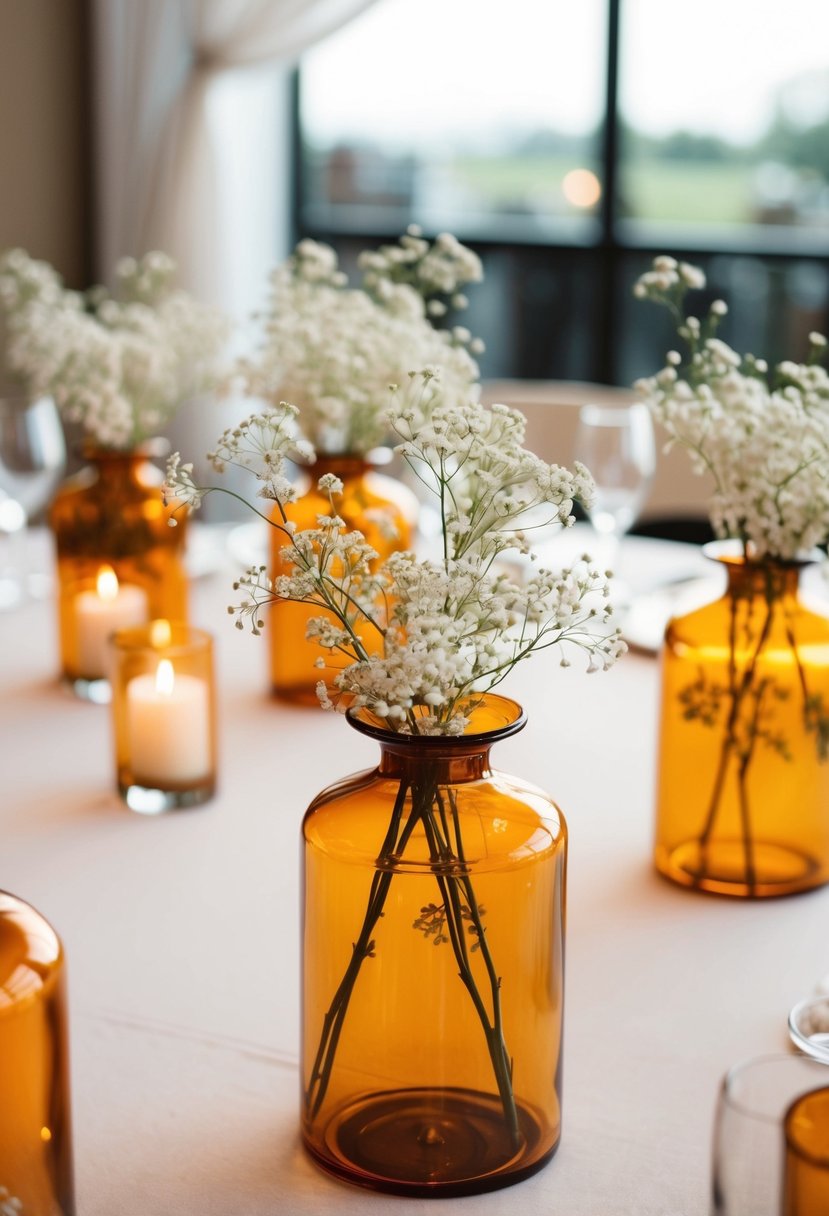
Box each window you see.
[294,0,829,385]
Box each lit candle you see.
[126,658,211,785]
[75,567,148,679]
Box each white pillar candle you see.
[75,567,148,678]
[126,659,211,785]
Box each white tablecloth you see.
[2,529,828,1216]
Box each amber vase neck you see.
[312,453,372,482]
[347,695,527,785]
[722,559,801,601]
[376,741,495,783]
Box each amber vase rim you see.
[78,436,171,462]
[346,694,527,751]
[702,539,823,570]
[306,447,393,475]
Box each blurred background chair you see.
[481,379,714,543]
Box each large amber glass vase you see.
[0,892,74,1214]
[654,543,829,898]
[50,445,188,691]
[301,695,567,1196]
[269,455,416,704]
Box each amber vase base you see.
[270,683,323,708]
[305,1087,557,1197]
[656,837,826,899]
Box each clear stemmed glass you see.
[574,401,655,588]
[711,1054,829,1215]
[0,393,66,608]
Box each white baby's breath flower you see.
[0,248,229,449]
[636,254,829,560]
[236,231,482,456]
[177,393,624,732]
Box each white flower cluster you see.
[635,255,829,560]
[164,404,315,516]
[358,226,483,319]
[237,229,483,456]
[174,394,624,732]
[387,375,595,558]
[0,1188,21,1216]
[0,248,228,449]
[331,551,621,734]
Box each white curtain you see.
[92,0,378,311]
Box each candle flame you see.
[150,619,172,648]
[155,659,175,697]
[97,565,119,601]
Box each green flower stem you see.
[695,581,776,893]
[305,770,521,1152]
[305,777,413,1120]
[423,784,520,1149]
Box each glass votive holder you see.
[111,620,217,813]
[711,1054,829,1215]
[60,564,150,703]
[783,1086,829,1215]
[0,891,74,1215]
[789,995,829,1065]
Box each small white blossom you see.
[180,394,624,732]
[235,231,482,455]
[636,254,829,560]
[0,248,228,448]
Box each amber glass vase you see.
[654,542,829,898]
[783,1086,829,1215]
[50,445,188,695]
[0,892,74,1214]
[270,454,417,704]
[301,695,566,1196]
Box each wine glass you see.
[0,393,66,608]
[574,401,655,589]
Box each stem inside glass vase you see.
[658,542,829,898]
[304,702,528,1151]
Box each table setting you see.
[1,237,829,1215]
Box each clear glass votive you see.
[111,620,217,812]
[783,1085,829,1214]
[0,891,75,1215]
[711,1054,829,1215]
[60,564,150,703]
[789,996,829,1065]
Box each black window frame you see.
[290,0,829,386]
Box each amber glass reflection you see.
[783,1086,829,1215]
[50,446,188,683]
[269,455,416,704]
[301,696,566,1196]
[654,547,829,898]
[0,892,74,1214]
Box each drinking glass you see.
[574,401,655,580]
[711,1053,829,1215]
[0,394,66,607]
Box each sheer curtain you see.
[92,0,377,311]
[92,0,377,488]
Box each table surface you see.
[2,527,828,1216]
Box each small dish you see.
[788,994,829,1064]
